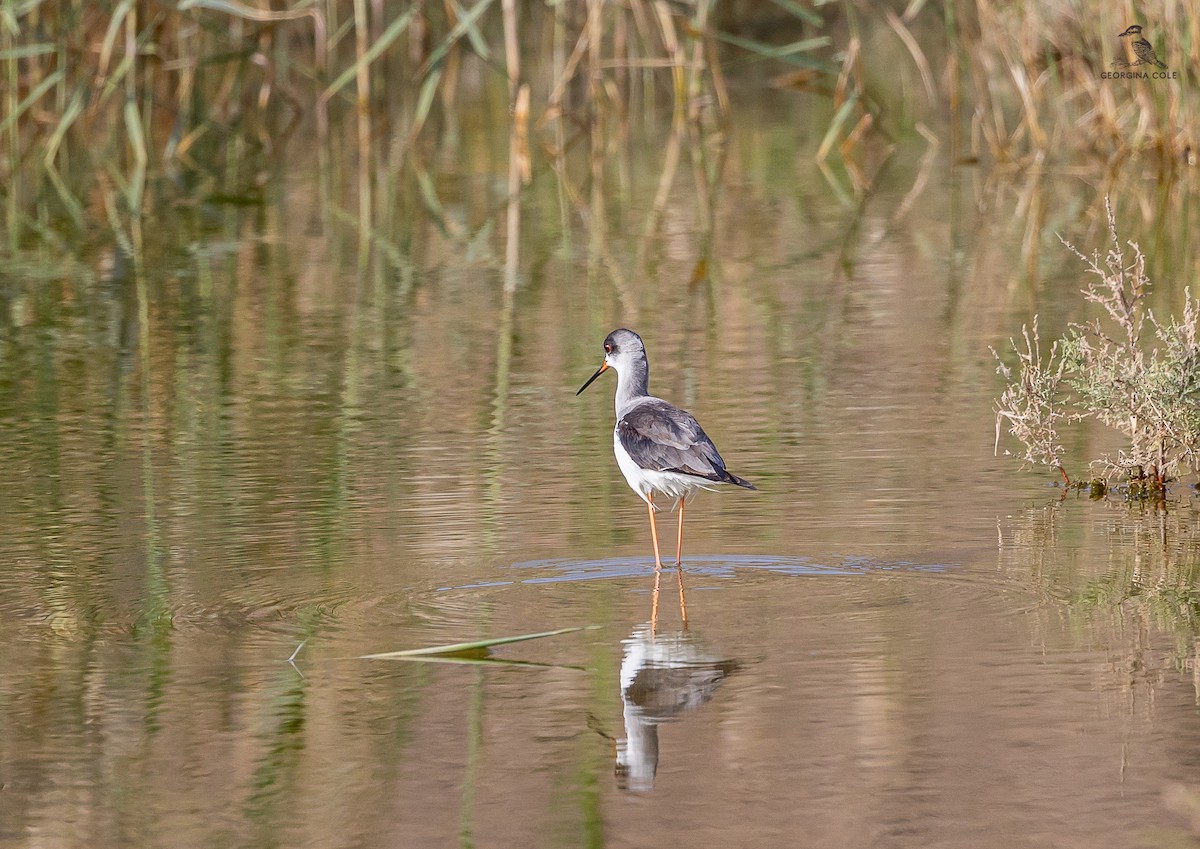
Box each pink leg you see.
[675,499,685,565]
[647,494,663,633]
[676,499,688,628]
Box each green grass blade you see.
[366,655,589,669]
[179,0,317,21]
[817,94,857,161]
[360,625,599,659]
[412,159,450,236]
[448,0,491,60]
[766,0,822,25]
[0,68,62,135]
[5,0,48,29]
[321,5,417,103]
[410,66,443,139]
[43,86,85,164]
[0,42,55,60]
[98,0,133,78]
[123,97,148,212]
[418,0,496,76]
[44,163,86,230]
[714,30,831,62]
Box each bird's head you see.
[1118,24,1144,37]
[577,328,645,394]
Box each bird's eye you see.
[604,344,612,354]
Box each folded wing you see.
[617,399,731,483]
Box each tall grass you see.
[3,1,828,258]
[959,0,1197,165]
[0,0,1196,263]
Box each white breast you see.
[613,428,720,508]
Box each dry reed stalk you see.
[612,4,631,149]
[959,0,1196,162]
[504,83,529,294]
[683,0,719,256]
[540,13,591,124]
[884,7,934,104]
[438,0,462,147]
[653,1,686,127]
[704,18,729,118]
[501,0,519,97]
[627,0,685,262]
[628,0,656,126]
[352,0,372,256]
[816,35,859,164]
[502,0,523,294]
[549,0,571,239]
[586,0,608,258]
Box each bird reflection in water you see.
[603,626,739,792]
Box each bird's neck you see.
[614,360,650,415]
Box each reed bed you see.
[0,0,1196,263]
[958,0,1198,166]
[1,1,805,258]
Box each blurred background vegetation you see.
[2,0,1196,267]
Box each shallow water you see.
[4,84,1200,848]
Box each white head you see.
[576,328,648,396]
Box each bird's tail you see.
[1156,59,1168,69]
[724,471,757,490]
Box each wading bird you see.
[577,329,755,628]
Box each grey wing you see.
[617,400,729,482]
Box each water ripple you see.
[437,554,959,590]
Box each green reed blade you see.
[413,161,449,236]
[418,0,496,76]
[817,94,858,161]
[123,98,147,211]
[179,0,317,22]
[448,0,491,60]
[0,42,54,60]
[364,655,589,669]
[360,625,600,659]
[321,5,417,103]
[766,0,822,25]
[98,0,134,78]
[44,163,85,231]
[714,30,831,64]
[411,66,443,139]
[0,68,62,135]
[44,86,84,164]
[7,0,49,27]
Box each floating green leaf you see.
[361,625,599,660]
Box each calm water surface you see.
[3,91,1200,848]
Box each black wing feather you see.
[617,399,755,488]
